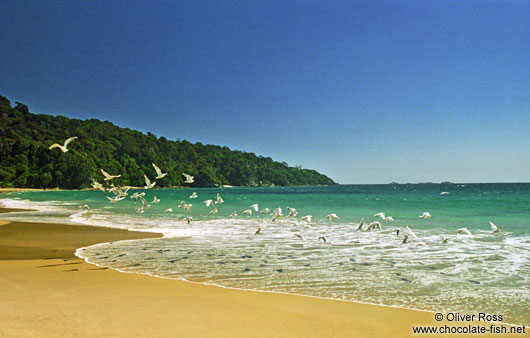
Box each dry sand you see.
[0,209,526,337]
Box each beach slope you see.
[0,217,525,337]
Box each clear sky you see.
[1,0,528,184]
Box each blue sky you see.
[1,0,528,183]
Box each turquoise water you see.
[1,184,529,325]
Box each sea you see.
[1,183,529,325]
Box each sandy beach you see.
[0,209,526,337]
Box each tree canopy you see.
[0,95,336,189]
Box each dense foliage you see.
[0,96,336,189]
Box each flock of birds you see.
[52,136,504,247]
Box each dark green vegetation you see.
[0,96,336,189]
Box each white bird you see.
[243,209,252,216]
[287,207,298,217]
[356,217,365,231]
[419,212,432,219]
[416,241,426,247]
[254,227,261,236]
[259,208,270,214]
[366,221,382,231]
[189,192,198,199]
[101,169,121,181]
[294,233,305,240]
[116,186,130,197]
[326,213,339,221]
[384,216,394,222]
[318,236,327,243]
[152,196,160,204]
[106,196,125,203]
[183,204,192,212]
[178,200,187,208]
[79,203,90,210]
[144,175,156,189]
[164,208,173,213]
[91,179,105,192]
[182,173,194,184]
[271,207,282,217]
[49,136,77,152]
[152,163,167,179]
[406,226,418,238]
[440,191,450,195]
[139,196,151,210]
[301,215,313,223]
[209,207,218,215]
[249,204,259,212]
[215,193,224,204]
[107,184,118,194]
[183,216,192,224]
[229,211,238,217]
[131,191,146,202]
[401,234,409,244]
[457,227,472,236]
[440,236,448,244]
[203,200,213,207]
[374,212,386,220]
[489,221,503,234]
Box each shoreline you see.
[1,208,526,337]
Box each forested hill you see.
[0,96,336,189]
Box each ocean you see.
[1,183,529,325]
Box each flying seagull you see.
[457,227,472,236]
[189,192,198,199]
[101,169,121,181]
[489,221,503,235]
[91,179,105,192]
[106,196,125,203]
[152,163,167,179]
[301,215,313,223]
[419,212,432,219]
[294,233,305,240]
[249,204,259,212]
[287,207,298,217]
[215,193,224,205]
[203,200,213,207]
[182,173,194,184]
[49,136,78,153]
[144,175,156,189]
[406,226,418,238]
[356,217,365,231]
[366,221,382,231]
[131,192,146,202]
[326,213,339,222]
